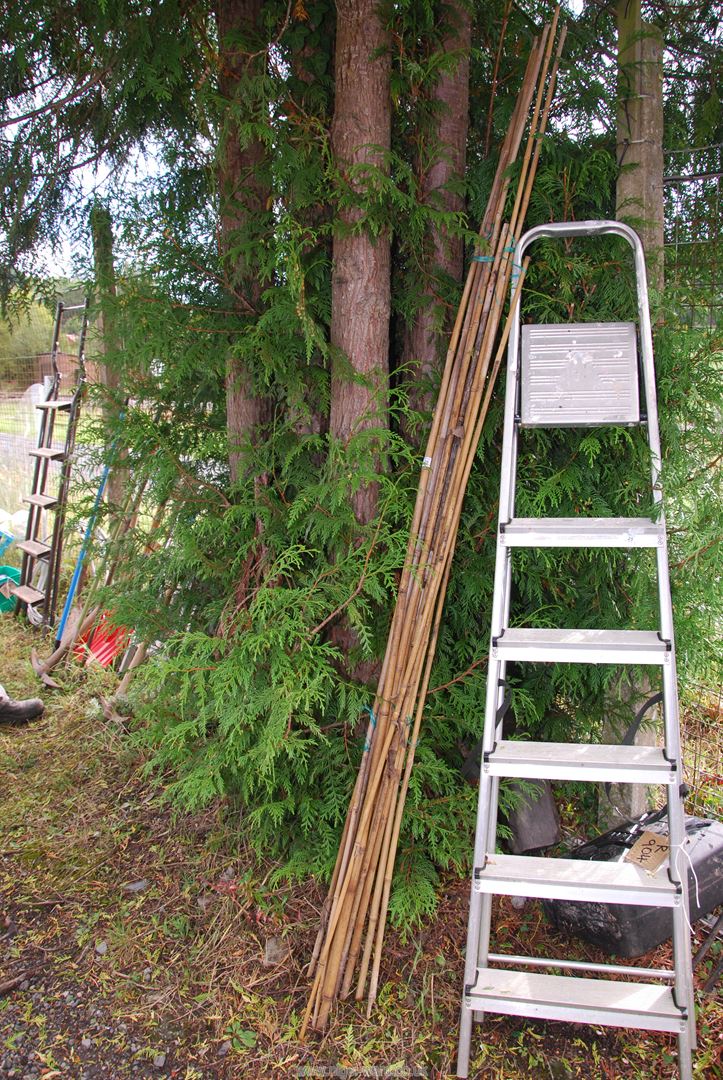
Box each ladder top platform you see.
[520,321,640,427]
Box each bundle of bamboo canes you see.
[303,11,565,1034]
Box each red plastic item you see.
[74,611,130,668]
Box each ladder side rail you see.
[664,660,696,1042]
[498,276,524,525]
[627,227,695,1044]
[630,229,664,504]
[49,302,64,385]
[76,299,90,384]
[46,393,81,626]
[480,504,516,972]
[45,472,67,626]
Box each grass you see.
[0,614,721,1078]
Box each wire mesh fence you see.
[0,327,98,569]
[0,358,66,540]
[664,142,721,327]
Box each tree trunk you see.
[329,0,391,525]
[603,0,666,827]
[90,201,125,508]
[616,1,665,298]
[215,0,271,486]
[403,1,471,422]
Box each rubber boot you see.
[0,694,45,726]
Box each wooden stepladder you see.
[457,221,695,1079]
[13,299,89,630]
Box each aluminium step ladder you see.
[13,299,89,630]
[457,222,695,1079]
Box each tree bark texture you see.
[329,0,392,525]
[90,201,125,508]
[616,1,664,298]
[607,0,665,826]
[403,2,471,420]
[215,0,271,485]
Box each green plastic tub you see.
[0,566,21,613]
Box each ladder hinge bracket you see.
[671,988,688,1020]
[666,867,682,894]
[656,632,672,651]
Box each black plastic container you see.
[543,810,723,958]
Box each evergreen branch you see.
[163,228,258,316]
[248,1,294,65]
[686,452,722,483]
[307,502,391,640]
[0,68,112,129]
[673,535,721,570]
[428,656,487,696]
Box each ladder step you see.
[35,398,73,411]
[24,494,58,509]
[11,585,46,606]
[29,447,65,461]
[493,628,670,665]
[16,540,52,559]
[465,969,686,1034]
[485,741,677,783]
[474,854,679,906]
[501,517,663,548]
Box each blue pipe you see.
[55,462,110,647]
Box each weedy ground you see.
[0,616,721,1079]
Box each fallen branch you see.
[0,974,27,996]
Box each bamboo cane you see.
[367,257,529,989]
[361,255,530,1008]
